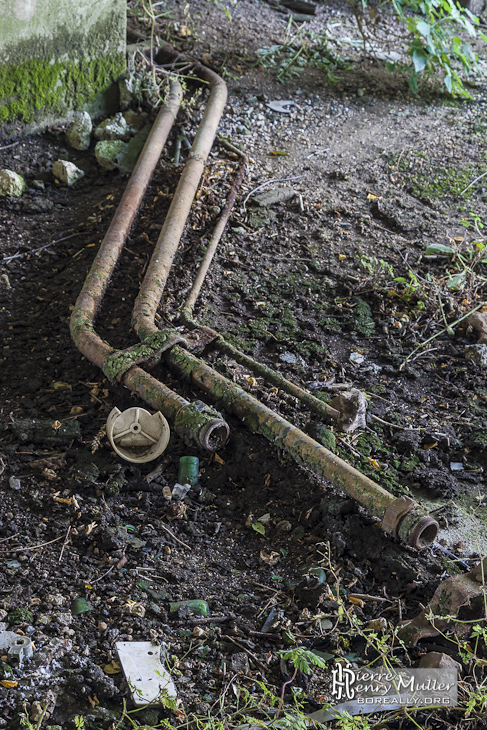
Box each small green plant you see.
[348,0,487,95]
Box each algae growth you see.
[0,54,126,123]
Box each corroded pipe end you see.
[174,401,230,452]
[198,419,230,452]
[407,517,439,550]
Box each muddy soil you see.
[1,1,487,728]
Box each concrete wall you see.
[0,0,127,129]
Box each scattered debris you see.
[172,482,192,499]
[467,310,487,344]
[418,652,462,673]
[116,641,177,707]
[329,388,367,433]
[178,456,199,486]
[169,600,210,617]
[266,100,296,114]
[465,343,487,367]
[71,597,93,616]
[10,418,81,444]
[252,187,296,207]
[0,631,33,666]
[106,407,170,463]
[52,159,85,186]
[66,111,93,150]
[0,169,25,197]
[398,558,487,646]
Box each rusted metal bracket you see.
[382,496,415,536]
[102,331,187,383]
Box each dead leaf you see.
[104,661,122,675]
[51,420,62,430]
[0,680,18,688]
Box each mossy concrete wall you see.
[0,0,126,131]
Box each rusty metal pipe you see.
[132,57,228,339]
[163,345,438,549]
[69,81,229,449]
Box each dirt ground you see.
[1,0,487,727]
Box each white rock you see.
[94,112,131,141]
[0,169,26,197]
[52,159,85,186]
[66,111,92,150]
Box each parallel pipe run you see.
[163,345,438,549]
[69,80,229,449]
[132,55,228,340]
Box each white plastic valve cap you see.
[107,407,170,463]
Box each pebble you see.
[52,160,85,186]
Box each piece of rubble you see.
[398,557,487,646]
[253,187,296,206]
[52,159,85,186]
[94,112,131,141]
[465,344,487,367]
[418,652,462,673]
[95,140,126,170]
[467,311,487,344]
[66,111,92,150]
[329,388,367,433]
[0,169,26,197]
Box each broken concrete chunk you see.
[66,111,93,150]
[95,140,127,170]
[119,72,144,110]
[465,343,487,367]
[329,388,367,433]
[94,112,131,141]
[0,169,26,197]
[467,311,487,345]
[253,187,296,207]
[398,557,487,646]
[418,652,462,673]
[52,160,85,186]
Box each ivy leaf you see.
[424,244,455,255]
[417,19,431,36]
[413,49,428,72]
[252,521,266,535]
[409,73,419,94]
[446,271,467,290]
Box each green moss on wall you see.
[0,53,126,123]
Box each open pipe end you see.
[407,517,439,550]
[199,420,230,451]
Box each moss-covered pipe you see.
[69,81,229,449]
[163,344,438,549]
